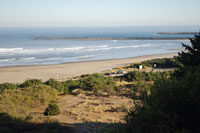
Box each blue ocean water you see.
[0,27,192,67]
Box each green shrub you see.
[45,78,65,92]
[21,79,42,88]
[141,58,180,68]
[82,73,116,91]
[63,87,69,95]
[63,74,116,92]
[123,82,152,98]
[122,71,173,82]
[0,83,17,93]
[129,63,140,68]
[44,103,61,116]
[124,71,146,81]
[64,80,81,92]
[128,58,181,69]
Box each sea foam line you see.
[0,44,154,55]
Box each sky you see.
[0,0,200,28]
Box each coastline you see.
[0,52,178,84]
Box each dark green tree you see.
[178,32,200,66]
[123,32,200,133]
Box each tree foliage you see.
[178,32,200,66]
[124,32,200,133]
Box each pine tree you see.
[178,32,200,66]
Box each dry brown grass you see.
[0,85,58,120]
[52,92,134,125]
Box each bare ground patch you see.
[48,92,134,132]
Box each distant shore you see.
[157,32,198,35]
[33,36,189,40]
[0,52,178,84]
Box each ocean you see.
[0,27,193,67]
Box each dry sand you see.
[0,53,178,83]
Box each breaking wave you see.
[0,44,153,55]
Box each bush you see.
[122,71,173,82]
[21,79,43,88]
[45,78,65,92]
[123,71,145,81]
[128,58,180,69]
[44,103,61,116]
[63,74,116,92]
[0,83,17,93]
[129,63,140,68]
[82,73,116,91]
[64,80,81,92]
[142,58,180,68]
[124,82,152,98]
[63,88,69,95]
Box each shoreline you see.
[0,52,178,84]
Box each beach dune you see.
[0,53,177,84]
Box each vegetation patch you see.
[118,70,173,82]
[121,32,200,133]
[44,103,61,116]
[21,79,43,88]
[128,58,181,69]
[0,85,58,118]
[0,83,17,93]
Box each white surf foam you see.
[0,58,16,62]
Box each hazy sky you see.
[0,0,200,28]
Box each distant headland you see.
[157,32,198,35]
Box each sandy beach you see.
[0,53,178,84]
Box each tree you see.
[123,32,200,133]
[178,32,200,66]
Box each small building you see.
[139,65,143,70]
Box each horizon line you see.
[0,25,200,29]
